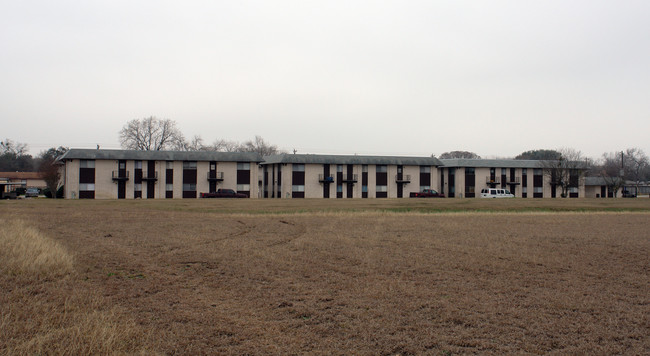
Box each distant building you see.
[0,171,46,189]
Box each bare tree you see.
[0,139,35,171]
[38,146,68,199]
[622,148,649,195]
[599,151,625,197]
[541,148,590,198]
[175,135,205,151]
[240,135,281,156]
[204,139,242,152]
[119,117,185,151]
[1,139,28,156]
[439,150,481,159]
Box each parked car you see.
[410,189,445,198]
[622,190,637,198]
[25,187,40,197]
[200,189,248,198]
[480,188,514,198]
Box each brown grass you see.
[0,218,154,355]
[1,199,649,354]
[0,219,73,277]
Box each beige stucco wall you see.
[63,158,259,199]
[95,160,116,199]
[266,164,442,199]
[64,159,79,199]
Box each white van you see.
[480,188,514,198]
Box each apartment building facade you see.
[59,149,263,199]
[260,154,444,199]
[439,159,586,198]
[58,149,593,199]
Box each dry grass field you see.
[1,198,649,355]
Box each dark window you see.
[79,160,95,199]
[182,161,197,199]
[465,167,475,198]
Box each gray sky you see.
[2,1,649,159]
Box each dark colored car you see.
[200,189,248,198]
[410,189,445,198]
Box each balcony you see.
[507,176,521,185]
[396,174,411,184]
[207,171,224,182]
[319,174,335,183]
[141,171,158,181]
[112,171,129,181]
[341,174,358,183]
[486,176,501,185]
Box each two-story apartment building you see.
[260,154,444,199]
[57,149,592,199]
[439,159,586,198]
[59,149,263,199]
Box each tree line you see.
[119,117,282,156]
[1,139,67,198]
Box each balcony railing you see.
[507,176,521,185]
[207,171,224,181]
[141,171,158,181]
[486,176,501,185]
[396,174,411,183]
[318,174,334,183]
[112,171,129,181]
[341,174,358,183]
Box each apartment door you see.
[117,160,126,199]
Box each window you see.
[166,161,174,169]
[166,184,173,191]
[293,164,305,172]
[80,160,95,168]
[134,184,142,191]
[337,185,343,193]
[522,168,527,175]
[292,185,305,192]
[569,187,578,193]
[466,186,475,194]
[465,167,475,174]
[533,187,543,193]
[183,161,197,169]
[420,166,431,173]
[501,168,506,175]
[376,165,387,173]
[210,163,216,170]
[420,185,430,191]
[522,187,527,193]
[337,165,343,173]
[182,184,196,191]
[376,185,387,192]
[119,161,126,169]
[237,162,250,170]
[237,184,250,191]
[79,183,95,191]
[362,185,368,192]
[533,168,542,175]
[362,165,368,173]
[134,161,142,169]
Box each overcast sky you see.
[2,1,649,159]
